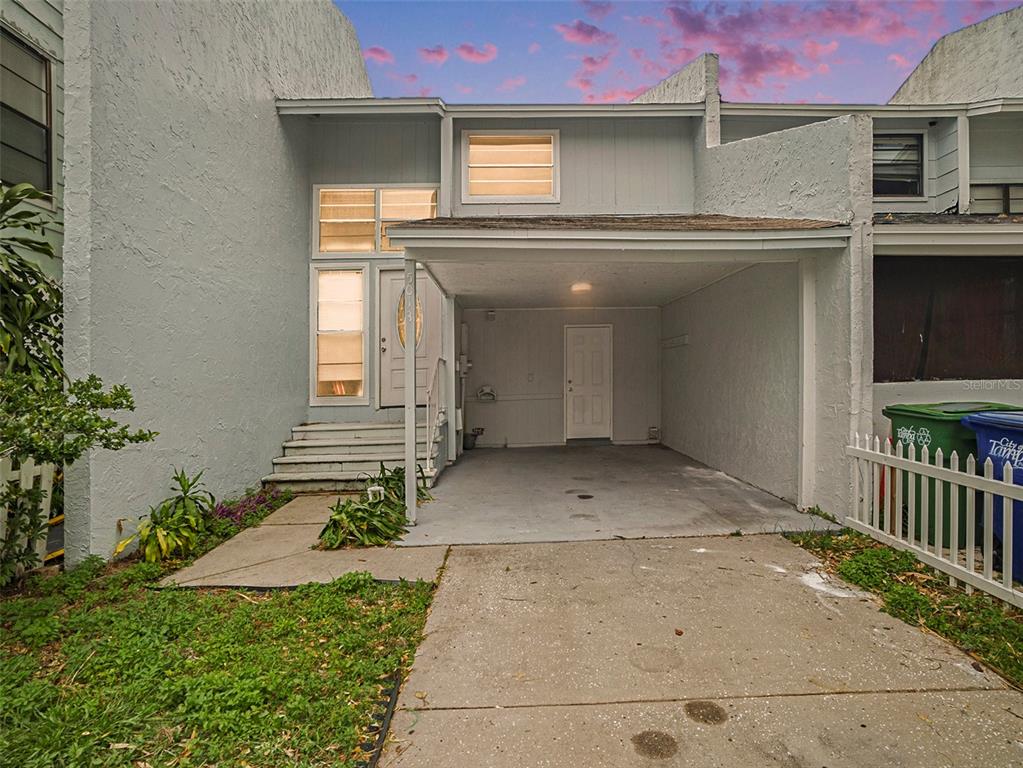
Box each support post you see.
[443,295,458,463]
[797,256,817,509]
[404,257,418,524]
[956,115,970,213]
[439,115,453,217]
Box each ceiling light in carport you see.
[571,282,592,294]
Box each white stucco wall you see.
[62,0,371,564]
[691,115,874,516]
[463,308,660,447]
[661,264,800,501]
[889,6,1023,104]
[632,53,717,105]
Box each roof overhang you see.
[718,97,1023,119]
[275,97,703,119]
[873,224,1023,256]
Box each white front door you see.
[564,325,612,440]
[378,269,442,407]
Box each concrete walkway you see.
[402,445,828,546]
[382,535,1023,767]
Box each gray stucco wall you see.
[890,5,1023,104]
[661,264,799,501]
[691,114,874,516]
[632,53,717,105]
[62,0,370,564]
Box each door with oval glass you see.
[378,268,442,407]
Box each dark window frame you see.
[872,133,925,199]
[970,183,1023,215]
[0,27,53,193]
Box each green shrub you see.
[116,469,215,562]
[319,463,431,549]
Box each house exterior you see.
[2,2,1018,562]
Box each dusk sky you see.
[336,0,1023,104]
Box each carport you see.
[386,214,851,528]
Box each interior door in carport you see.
[378,269,442,407]
[565,325,612,439]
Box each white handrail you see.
[424,356,447,474]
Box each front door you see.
[564,325,612,440]
[378,269,442,407]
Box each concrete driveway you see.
[382,535,1023,767]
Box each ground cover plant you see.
[789,528,1023,687]
[0,559,433,767]
[320,464,431,549]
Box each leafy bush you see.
[319,463,431,549]
[117,469,215,562]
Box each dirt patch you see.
[684,700,728,725]
[631,730,678,759]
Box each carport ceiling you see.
[428,260,755,308]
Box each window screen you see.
[1,30,51,191]
[466,134,556,199]
[874,256,1023,382]
[873,134,923,197]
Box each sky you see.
[336,0,1022,104]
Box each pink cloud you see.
[455,83,474,95]
[528,42,541,54]
[386,72,418,85]
[419,45,449,65]
[579,0,614,20]
[567,74,594,92]
[630,47,669,78]
[887,52,913,69]
[803,40,839,61]
[456,42,498,63]
[363,46,394,65]
[580,51,614,74]
[496,75,527,93]
[624,14,665,29]
[553,19,617,46]
[584,85,649,103]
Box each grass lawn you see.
[1,486,434,767]
[789,529,1023,687]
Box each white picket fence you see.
[846,435,1023,608]
[0,456,56,569]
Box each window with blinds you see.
[315,269,365,398]
[873,134,923,197]
[1,30,51,191]
[318,188,437,253]
[970,184,1023,215]
[464,133,558,201]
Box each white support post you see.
[404,256,418,525]
[439,115,453,217]
[443,295,458,463]
[797,256,817,509]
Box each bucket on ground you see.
[881,402,1021,549]
[960,411,1023,583]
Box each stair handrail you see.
[424,356,447,474]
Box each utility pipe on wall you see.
[404,257,418,524]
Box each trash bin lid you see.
[960,411,1023,431]
[882,402,1021,421]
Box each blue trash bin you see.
[960,411,1023,583]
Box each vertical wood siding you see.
[970,113,1023,184]
[308,117,441,185]
[452,117,695,216]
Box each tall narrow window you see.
[316,270,364,398]
[319,189,375,252]
[1,30,51,191]
[464,133,557,201]
[873,134,923,197]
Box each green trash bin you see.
[881,402,1022,548]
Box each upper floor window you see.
[873,134,923,198]
[318,187,437,253]
[463,131,559,203]
[970,184,1023,215]
[1,29,51,191]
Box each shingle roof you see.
[874,213,1023,225]
[395,213,843,232]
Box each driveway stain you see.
[577,494,594,500]
[684,700,728,725]
[631,730,679,759]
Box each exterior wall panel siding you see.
[308,117,440,185]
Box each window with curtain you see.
[465,133,556,200]
[873,134,923,197]
[318,188,436,253]
[1,29,51,191]
[316,270,364,398]
[874,256,1023,382]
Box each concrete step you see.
[293,422,429,441]
[262,466,437,494]
[272,452,435,474]
[282,438,430,456]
